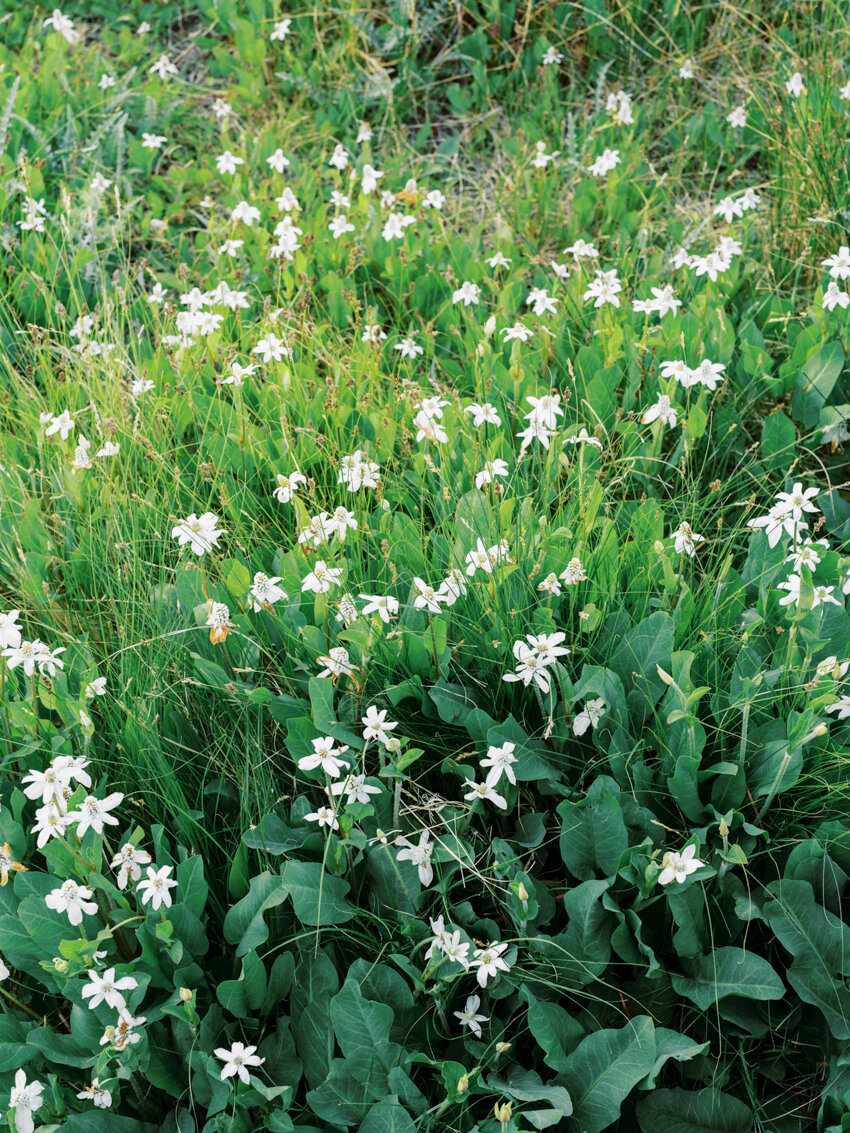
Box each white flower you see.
[149,54,178,80]
[302,561,342,594]
[215,1041,265,1084]
[67,793,124,837]
[785,71,805,98]
[362,706,398,745]
[305,806,340,831]
[395,830,434,886]
[137,865,178,910]
[45,409,75,439]
[475,458,509,490]
[8,1070,44,1133]
[727,105,747,128]
[249,573,288,611]
[0,611,22,650]
[672,522,704,557]
[316,647,354,679]
[43,9,79,42]
[573,697,606,736]
[82,967,138,1011]
[658,844,703,885]
[171,512,225,555]
[231,201,261,226]
[463,779,507,809]
[299,736,350,777]
[822,246,850,281]
[452,281,481,306]
[273,470,307,503]
[45,880,98,926]
[480,742,517,787]
[76,1079,112,1109]
[471,941,510,987]
[642,394,677,427]
[454,994,489,1038]
[330,774,382,806]
[270,18,292,41]
[359,594,399,623]
[216,150,244,175]
[110,843,153,890]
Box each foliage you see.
[0,2,848,1131]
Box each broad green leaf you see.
[671,948,785,1009]
[359,1099,417,1133]
[222,870,288,957]
[558,780,628,880]
[762,879,850,975]
[281,860,357,926]
[640,1027,711,1089]
[522,986,584,1071]
[636,1087,753,1133]
[561,1015,656,1133]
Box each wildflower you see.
[359,594,399,623]
[560,557,587,585]
[45,880,98,926]
[480,742,517,787]
[588,148,621,177]
[679,58,694,79]
[362,706,398,745]
[822,246,850,280]
[542,46,563,65]
[330,774,382,806]
[564,427,603,450]
[826,696,850,720]
[316,647,355,679]
[454,995,489,1038]
[338,450,381,491]
[172,512,225,555]
[475,459,509,490]
[270,18,291,40]
[8,1070,44,1133]
[0,611,21,650]
[249,573,288,611]
[785,71,805,98]
[452,281,481,306]
[231,201,261,225]
[305,806,340,831]
[137,865,178,910]
[464,779,507,809]
[412,578,445,614]
[774,482,821,522]
[149,54,178,79]
[583,270,622,307]
[471,941,511,987]
[440,569,468,606]
[0,844,25,888]
[76,1079,112,1109]
[672,522,704,557]
[299,737,350,777]
[110,844,153,890]
[642,394,677,427]
[141,132,167,149]
[206,601,233,645]
[45,409,75,439]
[67,794,123,837]
[573,697,606,736]
[43,8,80,42]
[302,561,343,594]
[216,150,244,175]
[658,844,703,885]
[216,1041,265,1084]
[395,336,423,358]
[465,538,497,577]
[274,470,307,503]
[727,105,747,128]
[395,830,434,886]
[82,968,138,1011]
[823,281,850,311]
[32,802,70,848]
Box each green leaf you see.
[609,612,674,724]
[640,1028,711,1089]
[762,879,850,975]
[558,780,628,880]
[561,1016,656,1133]
[671,948,785,1009]
[785,962,850,1040]
[176,856,208,918]
[216,949,268,1017]
[330,980,402,1080]
[222,870,288,957]
[281,860,357,926]
[359,1099,417,1133]
[791,340,845,429]
[522,986,584,1071]
[636,1087,753,1133]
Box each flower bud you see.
[495,1041,511,1054]
[53,957,69,973]
[517,881,529,902]
[484,315,497,338]
[719,817,730,837]
[179,987,193,1003]
[457,1072,469,1094]
[494,1100,513,1123]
